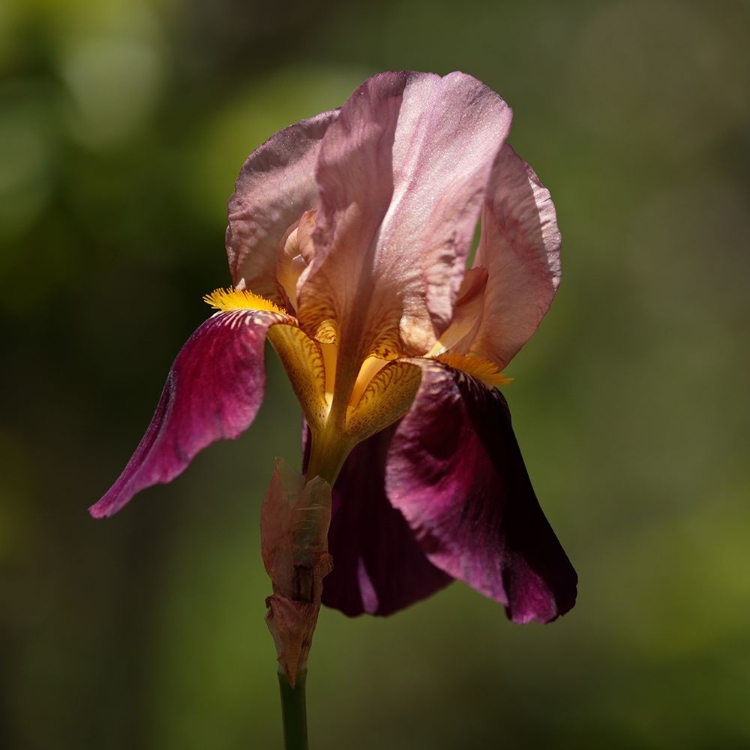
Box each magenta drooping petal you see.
[303,425,452,616]
[90,310,284,518]
[386,363,577,623]
[226,109,339,303]
[300,71,512,359]
[468,144,562,369]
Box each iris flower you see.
[90,71,577,624]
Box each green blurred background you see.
[2,0,749,747]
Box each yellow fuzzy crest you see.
[203,287,286,314]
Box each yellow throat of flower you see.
[203,287,510,484]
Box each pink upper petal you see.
[469,144,562,369]
[299,71,512,360]
[385,362,577,623]
[90,310,283,518]
[302,423,452,617]
[226,109,339,302]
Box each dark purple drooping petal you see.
[303,424,452,616]
[386,362,577,623]
[90,310,284,518]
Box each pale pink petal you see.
[468,144,562,369]
[90,310,283,518]
[226,110,338,303]
[299,71,512,363]
[386,362,577,623]
[302,424,452,616]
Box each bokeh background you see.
[2,0,749,747]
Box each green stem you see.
[278,669,309,750]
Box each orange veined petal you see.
[344,360,422,444]
[267,324,329,432]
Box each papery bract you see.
[261,458,332,685]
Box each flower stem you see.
[277,668,309,750]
